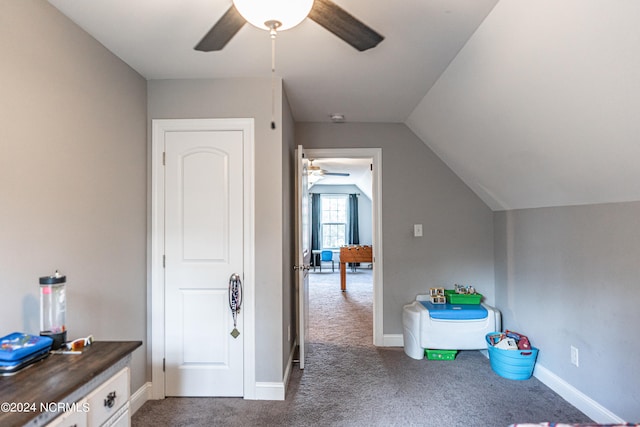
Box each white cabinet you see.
[0,341,141,427]
[103,403,130,427]
[47,401,88,427]
[86,368,130,426]
[48,367,130,427]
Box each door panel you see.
[164,129,244,397]
[181,151,228,260]
[296,146,311,369]
[181,289,227,363]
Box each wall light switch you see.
[414,224,423,237]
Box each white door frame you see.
[304,148,384,346]
[150,118,256,399]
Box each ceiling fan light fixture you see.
[233,0,315,31]
[329,113,345,123]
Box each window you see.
[320,195,347,249]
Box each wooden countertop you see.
[0,341,141,427]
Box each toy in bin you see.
[40,270,67,350]
[488,330,531,350]
[445,285,482,304]
[454,283,475,294]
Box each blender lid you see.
[39,270,66,285]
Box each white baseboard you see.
[138,379,285,403]
[382,333,404,347]
[532,363,625,424]
[130,382,153,415]
[254,382,285,400]
[248,341,294,401]
[478,350,624,423]
[282,341,296,393]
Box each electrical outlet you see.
[414,224,423,237]
[570,345,579,367]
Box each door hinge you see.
[163,358,165,372]
[370,163,373,171]
[162,152,166,166]
[163,255,166,268]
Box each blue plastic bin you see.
[486,332,538,380]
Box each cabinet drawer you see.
[103,403,129,427]
[47,400,88,427]
[86,367,129,426]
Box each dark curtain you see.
[348,193,360,245]
[348,194,360,268]
[311,193,321,266]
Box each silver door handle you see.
[228,273,243,338]
[293,265,311,271]
[229,273,243,313]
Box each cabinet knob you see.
[104,391,117,408]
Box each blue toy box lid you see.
[0,332,54,362]
[420,301,488,320]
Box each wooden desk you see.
[339,245,372,291]
[0,341,141,427]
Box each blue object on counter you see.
[0,332,53,362]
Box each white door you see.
[295,146,311,369]
[164,128,244,396]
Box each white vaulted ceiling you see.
[47,0,640,211]
[47,0,498,123]
[407,0,640,210]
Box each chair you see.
[319,250,334,272]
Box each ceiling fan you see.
[308,160,350,177]
[195,0,384,52]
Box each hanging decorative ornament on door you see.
[228,273,243,338]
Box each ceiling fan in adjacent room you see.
[308,160,350,177]
[195,0,384,52]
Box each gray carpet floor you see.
[133,268,592,426]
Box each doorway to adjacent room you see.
[302,148,382,347]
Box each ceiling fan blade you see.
[308,0,384,51]
[194,6,246,52]
[324,172,350,176]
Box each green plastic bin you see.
[425,349,458,360]
[445,290,482,304]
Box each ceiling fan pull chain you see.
[270,26,277,130]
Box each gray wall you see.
[147,78,288,383]
[494,202,640,421]
[281,91,297,373]
[1,1,147,390]
[296,123,495,334]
